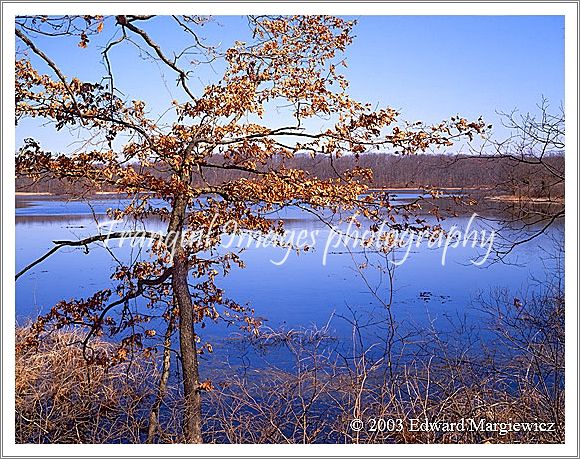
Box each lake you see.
[15,193,563,369]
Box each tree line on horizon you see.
[16,152,564,199]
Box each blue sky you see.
[16,15,564,153]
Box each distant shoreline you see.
[15,192,53,196]
[16,187,482,198]
[15,189,564,204]
[16,191,150,197]
[485,195,564,204]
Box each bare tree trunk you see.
[147,309,174,443]
[168,194,203,443]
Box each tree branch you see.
[117,16,197,101]
[16,27,85,125]
[16,231,163,280]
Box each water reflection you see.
[15,200,562,382]
[16,198,563,341]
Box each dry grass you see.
[204,280,564,444]
[15,279,564,444]
[16,327,159,443]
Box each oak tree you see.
[15,15,487,442]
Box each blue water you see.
[16,196,562,367]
